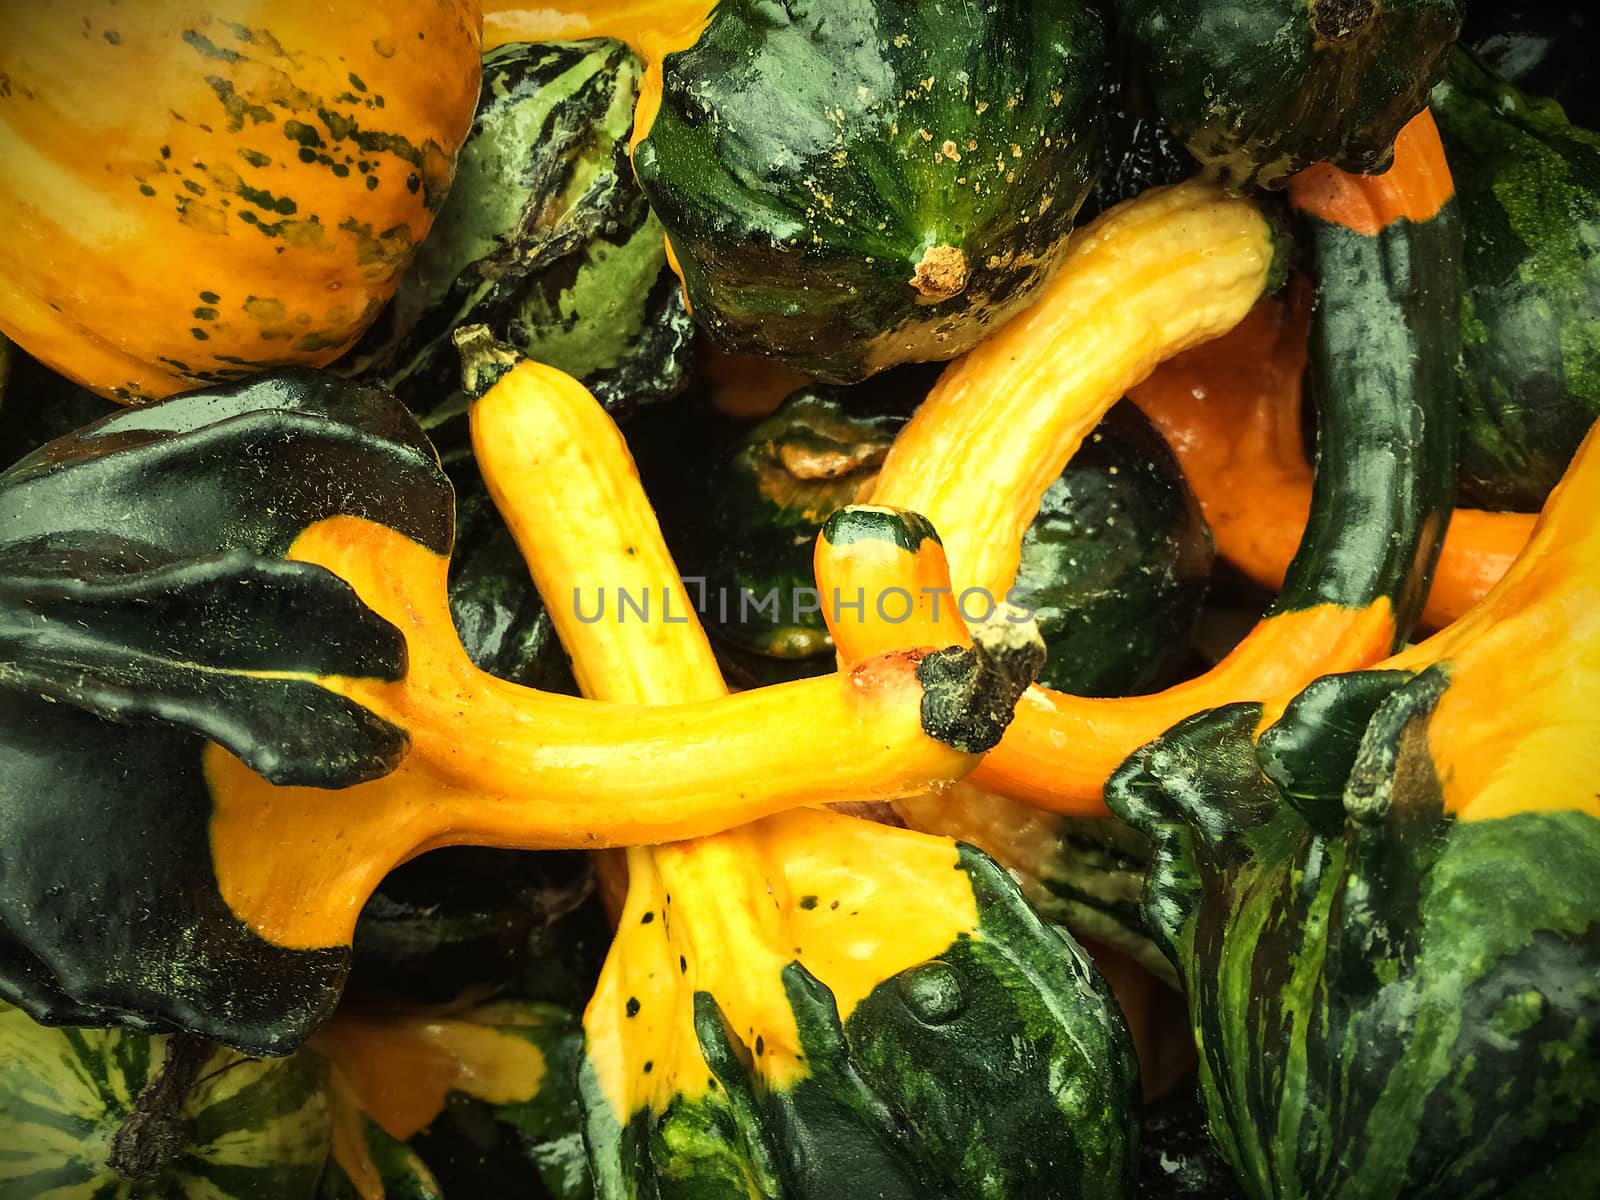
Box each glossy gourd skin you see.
[693,384,919,662]
[0,1003,332,1198]
[0,2,481,401]
[0,370,437,1050]
[1108,423,1600,1199]
[1281,118,1461,635]
[1017,399,1213,696]
[1431,51,1600,510]
[447,465,581,696]
[1118,0,1462,190]
[347,39,693,428]
[1110,675,1600,1197]
[1129,290,1535,630]
[634,0,1107,382]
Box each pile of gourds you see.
[0,1,1595,1197]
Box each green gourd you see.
[634,0,1107,382]
[0,1003,331,1198]
[1118,0,1462,189]
[1432,50,1600,510]
[347,39,693,431]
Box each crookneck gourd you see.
[0,1002,333,1198]
[0,368,1036,1054]
[1117,0,1462,190]
[463,352,1137,1198]
[345,38,693,431]
[631,0,1108,382]
[867,117,1459,812]
[1431,49,1600,510]
[687,384,1211,696]
[1107,420,1600,1199]
[0,2,482,401]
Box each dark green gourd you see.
[1118,0,1463,190]
[347,39,693,433]
[634,0,1107,382]
[1432,51,1600,510]
[0,369,448,1055]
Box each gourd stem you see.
[107,1033,215,1182]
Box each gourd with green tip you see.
[1432,50,1600,510]
[633,0,1107,382]
[1109,672,1600,1198]
[0,365,1028,1055]
[456,357,1136,1200]
[0,1002,332,1198]
[1117,0,1463,190]
[692,387,1213,694]
[347,38,693,433]
[579,810,1140,1200]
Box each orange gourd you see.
[0,2,482,400]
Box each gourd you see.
[0,1002,332,1197]
[0,365,1033,1053]
[632,0,1109,382]
[869,150,1459,812]
[0,3,481,401]
[448,464,581,696]
[345,38,693,430]
[1431,50,1600,510]
[1117,0,1463,190]
[465,357,1137,1198]
[692,385,1213,695]
[1106,421,1600,1198]
[1129,288,1535,628]
[1077,60,1194,224]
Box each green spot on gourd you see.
[204,76,273,131]
[283,121,324,150]
[181,30,240,63]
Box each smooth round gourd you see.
[0,1,482,401]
